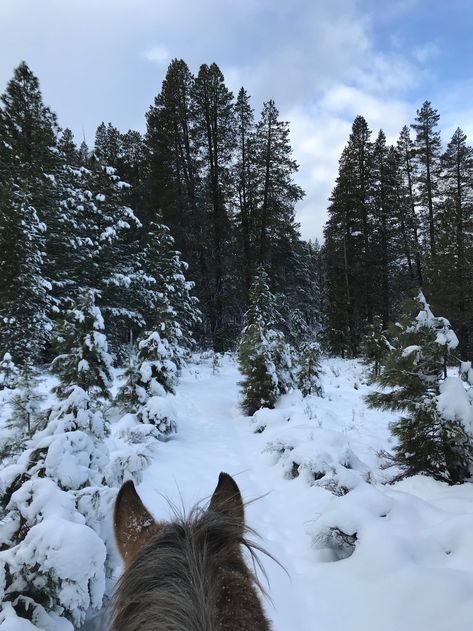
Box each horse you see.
[111,472,272,631]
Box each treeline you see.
[324,104,473,360]
[0,60,323,364]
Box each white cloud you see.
[143,44,170,65]
[414,42,440,64]
[0,0,452,243]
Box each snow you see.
[437,377,473,433]
[2,354,473,630]
[126,355,473,631]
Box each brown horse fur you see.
[111,472,272,631]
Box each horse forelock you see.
[110,505,272,631]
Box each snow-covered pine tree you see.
[136,221,200,363]
[1,362,45,458]
[50,290,113,400]
[0,62,60,362]
[239,267,282,415]
[0,352,19,389]
[115,346,144,413]
[360,315,392,377]
[0,185,52,363]
[136,331,177,397]
[366,292,473,484]
[116,330,178,436]
[297,341,323,397]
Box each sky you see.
[1,0,473,242]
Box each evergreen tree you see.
[297,341,323,397]
[411,101,441,258]
[0,185,52,361]
[253,100,304,276]
[193,63,237,350]
[324,116,374,356]
[397,125,423,286]
[136,331,178,397]
[0,62,60,361]
[50,291,114,400]
[136,221,200,359]
[360,315,391,377]
[239,267,282,415]
[0,352,19,389]
[1,362,45,458]
[366,293,473,484]
[430,128,473,358]
[146,59,202,257]
[234,87,256,297]
[115,347,144,413]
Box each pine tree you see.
[253,100,304,278]
[297,341,323,397]
[366,293,473,484]
[0,185,52,362]
[135,331,178,397]
[193,63,237,350]
[397,125,423,286]
[411,101,442,258]
[239,267,282,415]
[324,116,374,356]
[430,128,473,358]
[234,87,256,297]
[136,221,200,359]
[0,352,19,389]
[146,59,201,258]
[116,331,178,434]
[50,291,114,400]
[0,63,64,360]
[115,347,144,413]
[360,315,391,377]
[1,362,45,458]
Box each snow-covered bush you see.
[0,519,106,627]
[265,434,371,495]
[0,298,117,627]
[138,395,177,436]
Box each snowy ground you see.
[120,355,473,631]
[3,354,473,630]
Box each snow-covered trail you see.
[135,356,473,631]
[138,358,324,630]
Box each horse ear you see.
[209,472,245,526]
[114,480,156,567]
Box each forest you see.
[1,58,473,631]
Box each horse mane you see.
[110,503,273,631]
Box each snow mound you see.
[254,363,387,495]
[310,477,473,629]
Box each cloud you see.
[0,0,456,242]
[413,42,440,65]
[143,44,170,65]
